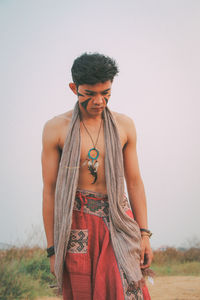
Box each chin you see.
[91,108,103,112]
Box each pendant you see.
[87,148,99,184]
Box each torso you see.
[54,109,128,194]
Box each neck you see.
[79,108,104,123]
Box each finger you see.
[148,253,153,266]
[141,253,152,269]
[141,262,150,269]
[146,251,153,266]
[140,248,145,265]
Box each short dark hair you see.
[71,52,119,87]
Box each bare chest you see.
[58,122,127,157]
[58,119,127,189]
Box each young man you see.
[42,53,153,300]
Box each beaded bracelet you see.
[141,233,151,238]
[140,228,153,238]
[46,245,55,257]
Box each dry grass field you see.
[2,246,200,299]
[36,276,200,300]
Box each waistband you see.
[76,188,108,199]
[75,188,130,218]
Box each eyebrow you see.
[84,88,111,93]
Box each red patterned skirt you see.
[62,189,151,300]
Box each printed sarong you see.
[62,189,151,300]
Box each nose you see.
[93,94,103,105]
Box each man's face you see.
[76,81,112,116]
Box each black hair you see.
[71,52,119,87]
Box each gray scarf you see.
[54,101,144,292]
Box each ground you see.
[36,276,200,300]
[146,276,200,300]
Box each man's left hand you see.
[140,236,153,269]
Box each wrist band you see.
[140,228,153,238]
[141,233,151,238]
[46,245,55,257]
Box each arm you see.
[123,117,153,268]
[41,120,61,273]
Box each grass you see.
[152,261,200,276]
[151,246,200,276]
[0,245,200,299]
[0,247,56,300]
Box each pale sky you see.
[1,0,200,249]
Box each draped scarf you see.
[54,101,146,293]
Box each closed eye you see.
[85,93,95,96]
[85,92,110,97]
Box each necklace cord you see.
[82,118,103,148]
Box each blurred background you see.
[1,0,200,250]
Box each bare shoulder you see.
[42,110,73,147]
[53,110,73,122]
[43,110,73,130]
[111,111,136,137]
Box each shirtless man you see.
[42,53,153,299]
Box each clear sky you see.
[1,0,200,249]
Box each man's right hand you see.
[49,255,56,277]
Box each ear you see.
[69,82,78,95]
